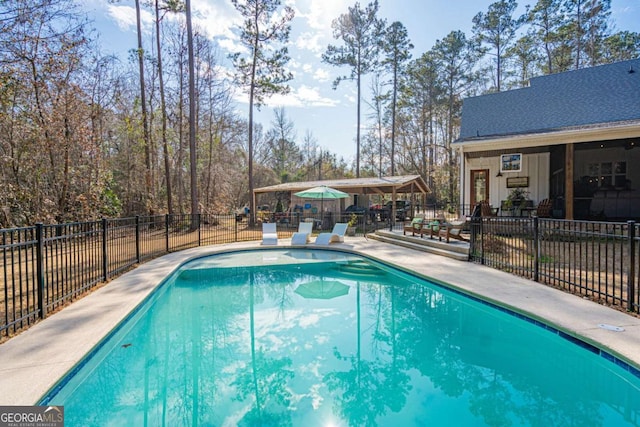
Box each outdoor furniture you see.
[535,198,553,218]
[403,214,425,236]
[438,219,469,243]
[314,223,348,245]
[480,200,498,217]
[291,221,313,245]
[261,222,278,245]
[419,215,446,239]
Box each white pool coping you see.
[1,238,639,405]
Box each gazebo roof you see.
[254,175,429,196]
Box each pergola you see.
[253,175,429,218]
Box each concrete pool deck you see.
[1,237,640,405]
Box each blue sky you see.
[80,0,639,162]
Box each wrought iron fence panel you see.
[167,214,199,252]
[537,220,628,307]
[471,217,637,313]
[42,221,103,313]
[633,223,640,313]
[1,226,38,336]
[105,217,138,278]
[139,215,169,262]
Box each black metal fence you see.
[467,216,639,314]
[5,211,639,340]
[0,212,389,339]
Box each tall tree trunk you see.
[575,0,582,69]
[247,6,260,226]
[390,63,397,176]
[155,0,173,214]
[135,0,152,213]
[185,0,198,221]
[177,47,185,213]
[356,61,361,178]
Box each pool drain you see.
[598,323,625,332]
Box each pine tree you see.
[230,0,294,224]
[322,0,385,178]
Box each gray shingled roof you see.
[254,175,429,195]
[458,59,640,142]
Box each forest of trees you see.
[0,0,637,227]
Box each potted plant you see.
[347,213,358,236]
[505,188,529,208]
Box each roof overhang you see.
[254,175,430,196]
[454,120,640,153]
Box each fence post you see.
[533,216,540,282]
[480,218,485,265]
[35,223,45,319]
[165,214,170,253]
[628,220,636,312]
[135,215,140,263]
[102,218,108,281]
[198,213,202,246]
[235,214,238,242]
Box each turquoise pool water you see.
[42,249,640,426]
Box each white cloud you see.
[264,85,340,108]
[218,37,247,55]
[296,63,330,83]
[294,31,325,55]
[106,4,154,33]
[289,59,303,70]
[296,0,348,32]
[292,0,350,57]
[313,68,330,83]
[192,0,240,40]
[297,85,338,106]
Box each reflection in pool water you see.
[43,249,640,426]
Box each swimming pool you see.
[41,249,640,426]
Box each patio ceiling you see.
[254,175,429,196]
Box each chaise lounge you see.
[291,221,314,245]
[314,223,348,245]
[261,222,278,245]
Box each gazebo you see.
[253,175,429,222]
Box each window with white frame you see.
[588,162,627,188]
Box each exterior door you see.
[471,169,489,207]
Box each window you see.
[588,162,627,188]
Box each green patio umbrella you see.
[294,280,350,300]
[294,185,349,216]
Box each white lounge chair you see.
[314,223,348,245]
[291,221,313,245]
[261,222,278,245]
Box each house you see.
[455,59,640,220]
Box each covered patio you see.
[253,175,429,227]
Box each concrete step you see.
[368,230,470,262]
[374,230,470,255]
